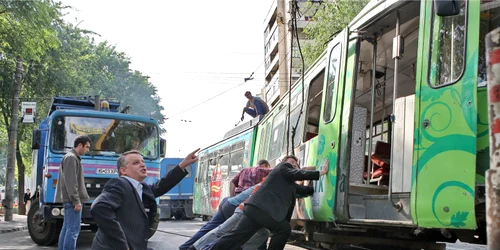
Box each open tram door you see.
[311,27,350,222]
[335,0,424,226]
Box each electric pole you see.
[486,27,500,250]
[4,56,23,221]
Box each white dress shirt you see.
[122,176,143,201]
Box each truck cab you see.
[28,96,166,245]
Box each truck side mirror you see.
[32,129,41,150]
[160,138,166,158]
[434,0,460,17]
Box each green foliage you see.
[301,0,369,67]
[0,1,165,178]
[0,0,61,61]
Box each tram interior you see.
[347,1,420,217]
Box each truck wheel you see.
[27,199,62,246]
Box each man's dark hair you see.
[74,135,91,148]
[282,155,298,163]
[244,91,251,96]
[117,150,142,176]
[257,159,269,167]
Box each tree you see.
[83,40,165,124]
[301,0,369,67]
[0,2,165,220]
[0,0,61,219]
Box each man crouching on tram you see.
[209,155,329,250]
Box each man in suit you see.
[91,148,199,250]
[210,155,329,250]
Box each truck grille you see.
[85,178,111,200]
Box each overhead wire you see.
[164,2,325,121]
[165,24,297,120]
[165,70,260,120]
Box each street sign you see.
[21,102,36,123]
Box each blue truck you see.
[28,96,166,245]
[158,158,196,220]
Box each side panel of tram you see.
[256,0,491,244]
[193,128,256,217]
[193,0,495,244]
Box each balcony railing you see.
[264,25,278,56]
[265,74,280,104]
[263,0,278,29]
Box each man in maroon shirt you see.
[230,159,271,197]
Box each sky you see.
[60,0,272,157]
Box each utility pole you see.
[486,27,500,250]
[4,56,23,221]
[277,0,289,97]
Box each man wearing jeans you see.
[240,91,269,121]
[55,135,91,250]
[180,182,268,250]
[193,183,269,250]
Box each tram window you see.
[200,160,208,183]
[286,106,305,149]
[219,153,229,178]
[208,158,216,182]
[365,119,390,154]
[428,0,466,87]
[231,141,244,152]
[258,123,270,160]
[196,158,206,182]
[268,107,288,161]
[230,149,244,174]
[303,69,325,142]
[323,43,342,123]
[478,1,500,87]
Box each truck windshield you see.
[51,115,159,159]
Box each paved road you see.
[0,219,305,250]
[0,219,488,250]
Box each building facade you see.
[262,0,321,106]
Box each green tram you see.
[193,0,497,247]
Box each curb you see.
[0,225,28,234]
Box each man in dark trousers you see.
[90,148,200,250]
[240,91,269,121]
[210,155,329,250]
[180,182,265,250]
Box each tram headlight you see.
[51,208,61,216]
[60,208,65,216]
